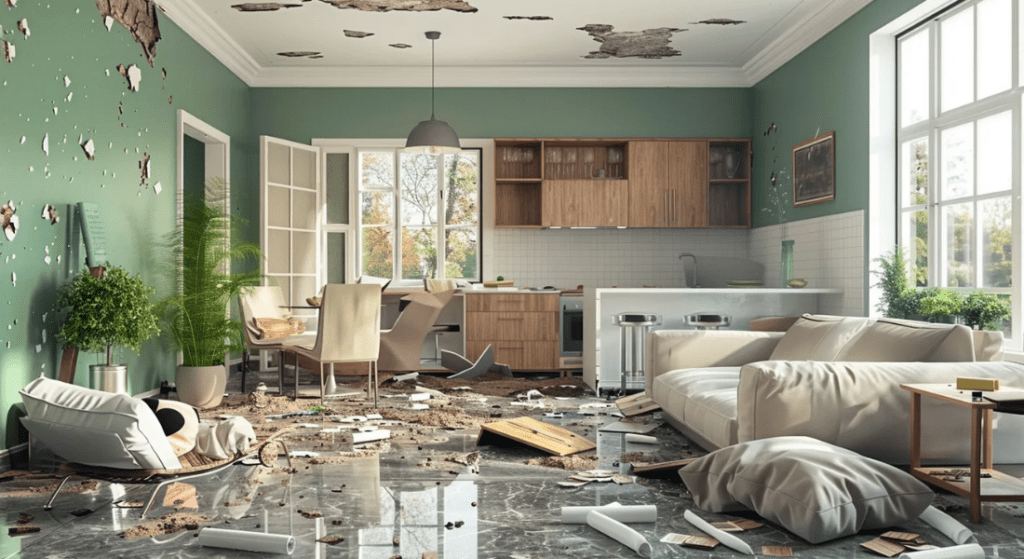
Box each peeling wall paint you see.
[95,0,161,66]
[503,16,552,21]
[343,30,373,38]
[388,43,411,49]
[576,25,685,59]
[231,3,304,11]
[318,0,477,13]
[693,19,746,25]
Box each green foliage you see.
[873,247,913,318]
[961,292,1011,331]
[158,180,262,367]
[308,405,326,414]
[919,289,963,318]
[57,265,160,365]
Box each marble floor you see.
[4,377,1024,558]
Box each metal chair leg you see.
[43,475,75,511]
[293,352,299,401]
[278,349,285,395]
[240,351,249,394]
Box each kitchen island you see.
[582,287,843,393]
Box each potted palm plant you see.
[160,180,261,408]
[57,265,160,393]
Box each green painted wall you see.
[250,87,753,144]
[183,135,206,204]
[0,1,251,449]
[751,0,928,227]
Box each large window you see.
[358,148,481,283]
[897,0,1019,343]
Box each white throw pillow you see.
[19,376,181,470]
[768,314,873,361]
[678,436,934,544]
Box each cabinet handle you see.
[497,316,524,321]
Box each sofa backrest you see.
[768,315,875,361]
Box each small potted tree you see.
[960,292,1011,331]
[57,265,160,393]
[159,179,261,408]
[918,289,964,323]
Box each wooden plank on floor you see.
[477,416,595,456]
[631,458,697,475]
[616,392,661,417]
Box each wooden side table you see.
[900,383,1024,522]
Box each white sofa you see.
[648,314,1024,464]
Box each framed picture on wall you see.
[792,132,835,207]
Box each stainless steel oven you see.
[560,296,584,368]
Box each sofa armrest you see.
[736,360,1024,464]
[645,330,783,395]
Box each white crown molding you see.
[743,0,874,85]
[156,0,261,86]
[250,65,751,88]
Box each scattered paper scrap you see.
[662,533,719,549]
[558,480,590,488]
[599,421,659,435]
[478,416,595,456]
[762,546,793,557]
[882,531,922,543]
[861,537,905,557]
[611,474,633,485]
[729,519,763,531]
[616,392,661,417]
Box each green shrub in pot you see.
[960,292,1011,331]
[918,289,963,323]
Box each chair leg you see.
[319,363,325,408]
[240,351,248,394]
[43,474,75,511]
[370,361,378,407]
[293,352,299,401]
[278,350,285,395]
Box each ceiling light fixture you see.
[405,31,462,154]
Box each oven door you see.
[561,306,583,357]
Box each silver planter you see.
[90,364,128,394]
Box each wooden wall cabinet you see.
[465,293,559,371]
[627,140,709,228]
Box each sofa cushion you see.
[19,376,181,470]
[679,436,934,544]
[143,398,200,457]
[652,367,741,449]
[835,318,975,362]
[769,314,873,361]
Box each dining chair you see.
[378,289,455,373]
[285,283,382,406]
[238,285,315,394]
[423,279,462,362]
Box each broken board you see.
[631,458,697,476]
[477,416,595,456]
[616,392,661,417]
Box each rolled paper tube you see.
[624,434,658,445]
[562,504,657,524]
[919,506,973,545]
[586,510,652,558]
[197,528,296,555]
[409,392,431,401]
[898,544,986,559]
[684,510,754,555]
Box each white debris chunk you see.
[17,19,28,38]
[42,134,48,155]
[1,201,17,241]
[11,272,16,287]
[104,16,113,31]
[35,345,41,353]
[64,75,70,88]
[65,92,72,102]
[20,136,25,144]
[153,181,162,195]
[81,138,95,160]
[52,107,57,115]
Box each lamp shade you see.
[405,117,462,154]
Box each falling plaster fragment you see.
[153,181,162,195]
[35,345,40,353]
[503,15,552,21]
[161,67,166,79]
[17,19,28,38]
[231,3,303,11]
[308,55,323,59]
[5,0,16,7]
[53,107,58,115]
[1,201,16,241]
[343,30,373,38]
[80,138,95,160]
[42,329,46,343]
[42,134,48,156]
[2,40,15,63]
[693,18,746,25]
[139,153,150,186]
[277,51,320,58]
[20,136,25,144]
[66,92,73,102]
[64,75,71,87]
[104,15,114,31]
[41,204,59,224]
[12,272,16,287]
[318,0,477,13]
[389,43,412,49]
[117,63,142,91]
[577,24,685,59]
[96,0,161,66]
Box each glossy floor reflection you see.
[5,406,1024,558]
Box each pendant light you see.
[405,31,462,154]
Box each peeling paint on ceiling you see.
[2,40,14,63]
[231,3,304,12]
[4,0,16,6]
[95,0,162,66]
[577,25,685,59]
[503,16,552,21]
[1,202,17,242]
[277,51,320,58]
[694,18,746,25]
[389,43,412,49]
[318,0,477,13]
[343,30,373,38]
[117,63,142,91]
[16,19,28,38]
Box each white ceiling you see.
[157,0,873,87]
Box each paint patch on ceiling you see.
[96,0,162,67]
[1,202,18,242]
[117,63,142,91]
[278,51,321,58]
[318,0,478,13]
[41,205,59,224]
[576,25,684,59]
[343,30,373,38]
[503,16,552,21]
[231,3,304,11]
[5,0,16,6]
[389,43,412,49]
[2,40,14,63]
[693,18,746,25]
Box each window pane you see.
[326,232,346,284]
[361,191,394,225]
[902,210,929,287]
[325,153,349,225]
[944,202,976,287]
[360,151,395,190]
[978,0,1012,99]
[444,228,478,280]
[401,226,436,280]
[977,111,1012,195]
[982,197,1013,287]
[362,227,393,279]
[399,153,439,226]
[941,7,975,112]
[900,29,930,127]
[901,138,929,207]
[444,152,481,226]
[941,122,974,200]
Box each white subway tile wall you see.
[490,210,866,316]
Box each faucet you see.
[678,253,699,288]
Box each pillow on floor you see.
[678,436,934,544]
[143,398,200,457]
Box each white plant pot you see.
[175,364,228,408]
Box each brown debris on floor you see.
[318,0,477,13]
[318,534,344,545]
[2,479,98,498]
[576,24,685,59]
[298,509,322,519]
[96,0,162,66]
[120,512,211,539]
[16,513,34,524]
[525,454,598,471]
[8,526,40,536]
[306,450,378,465]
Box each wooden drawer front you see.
[465,312,558,341]
[468,341,558,370]
[466,293,558,312]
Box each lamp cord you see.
[431,37,436,119]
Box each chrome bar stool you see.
[613,313,662,395]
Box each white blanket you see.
[195,417,257,460]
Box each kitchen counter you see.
[583,286,843,393]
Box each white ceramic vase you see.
[175,364,228,408]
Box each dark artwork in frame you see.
[792,131,835,207]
